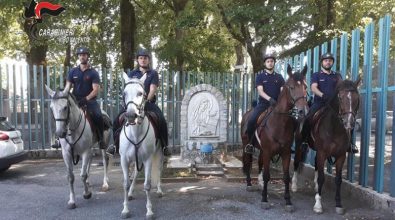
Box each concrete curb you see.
[294,163,395,217]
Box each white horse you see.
[119,74,164,219]
[45,86,111,209]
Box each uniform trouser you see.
[246,102,270,141]
[112,102,168,150]
[301,102,324,139]
[82,100,104,147]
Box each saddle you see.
[85,111,112,138]
[256,108,272,127]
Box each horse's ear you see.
[123,72,130,82]
[301,65,308,77]
[45,84,55,98]
[287,64,292,77]
[355,74,362,87]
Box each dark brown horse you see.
[291,76,361,214]
[241,65,308,212]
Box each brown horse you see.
[241,65,308,212]
[291,76,361,214]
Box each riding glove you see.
[269,98,277,106]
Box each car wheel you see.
[0,165,11,173]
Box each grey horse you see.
[45,85,111,209]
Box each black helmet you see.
[76,47,90,56]
[320,52,335,62]
[263,54,276,63]
[136,49,150,59]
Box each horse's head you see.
[45,85,71,138]
[122,73,147,125]
[284,64,308,121]
[336,76,362,130]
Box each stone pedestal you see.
[180,84,228,163]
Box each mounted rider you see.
[106,48,170,157]
[244,54,285,154]
[302,52,358,153]
[63,46,106,149]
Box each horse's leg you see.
[261,152,271,209]
[335,154,346,215]
[144,158,154,219]
[155,149,164,197]
[313,153,326,213]
[62,148,76,209]
[282,150,293,212]
[121,155,131,219]
[292,136,304,192]
[127,163,138,200]
[258,151,264,188]
[101,149,109,191]
[314,156,319,192]
[242,150,253,191]
[81,152,92,199]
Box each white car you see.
[0,116,27,172]
[355,111,393,133]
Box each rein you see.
[51,94,87,165]
[123,116,150,172]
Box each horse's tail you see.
[151,145,163,187]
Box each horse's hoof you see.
[261,202,270,209]
[128,195,134,201]
[101,185,109,192]
[285,205,294,212]
[83,192,92,199]
[67,203,76,209]
[121,212,131,219]
[313,207,323,214]
[336,207,345,215]
[157,192,163,198]
[146,214,154,220]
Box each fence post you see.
[347,28,361,182]
[331,37,338,72]
[360,22,374,187]
[374,15,391,193]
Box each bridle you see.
[337,88,360,124]
[123,80,147,120]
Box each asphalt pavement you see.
[0,158,393,220]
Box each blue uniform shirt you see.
[255,70,285,105]
[311,70,342,104]
[128,69,159,94]
[67,65,100,99]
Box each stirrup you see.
[163,146,171,157]
[51,140,61,149]
[106,144,116,156]
[244,144,254,154]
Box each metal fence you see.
[0,65,251,151]
[1,14,393,197]
[276,14,394,197]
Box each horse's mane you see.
[53,90,78,106]
[290,72,304,83]
[336,79,358,92]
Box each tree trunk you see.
[120,0,136,72]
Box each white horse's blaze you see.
[45,85,111,208]
[120,76,164,219]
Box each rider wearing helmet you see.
[106,48,170,157]
[303,52,358,153]
[63,46,106,149]
[244,54,285,154]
